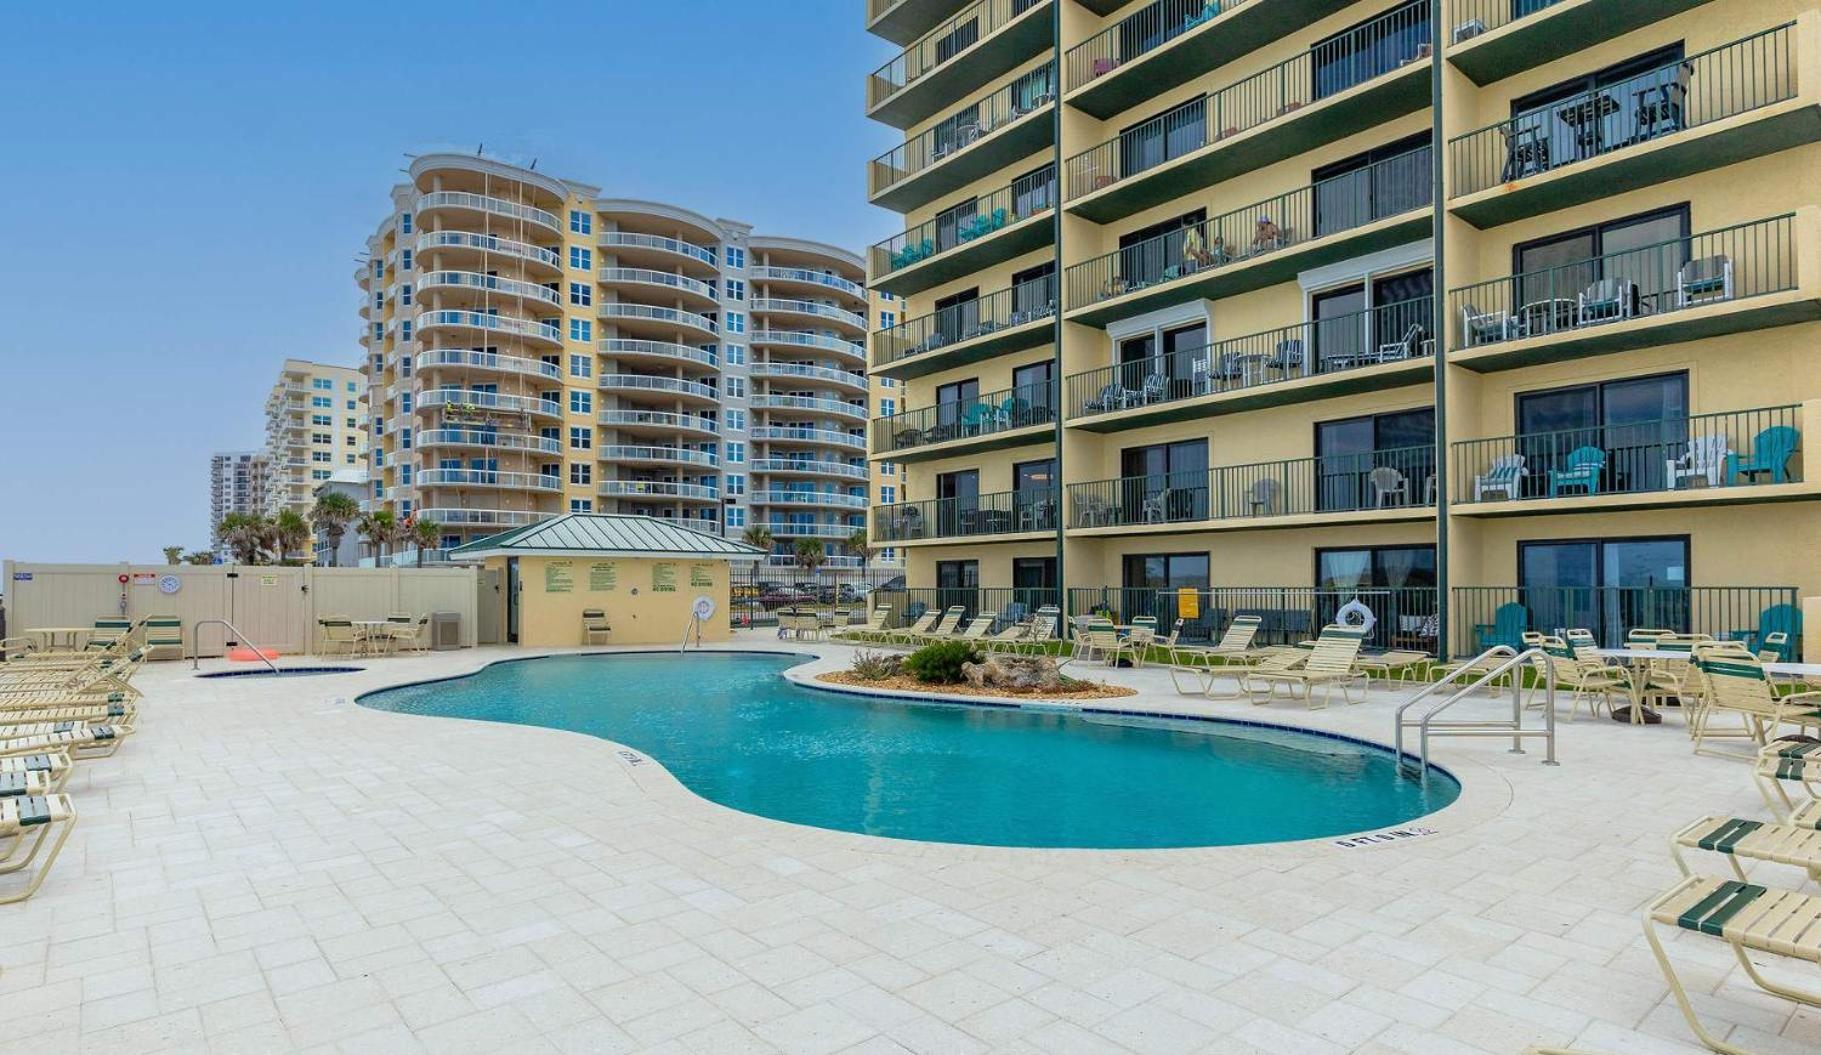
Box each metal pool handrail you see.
[191,619,281,676]
[1394,647,1557,785]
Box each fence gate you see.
[226,568,310,654]
[476,568,503,644]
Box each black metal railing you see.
[1451,585,1799,657]
[868,587,1062,630]
[1450,213,1796,350]
[871,63,1057,195]
[1064,295,1434,417]
[1066,144,1429,308]
[1451,25,1794,197]
[1063,1,1430,200]
[1452,405,1802,504]
[1448,0,1562,42]
[873,273,1058,368]
[872,380,1058,455]
[872,165,1056,278]
[1064,0,1252,91]
[1066,585,1441,652]
[873,487,1060,542]
[868,0,1044,109]
[1067,444,1436,529]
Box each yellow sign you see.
[1177,587,1199,620]
[544,561,573,593]
[652,562,677,593]
[259,575,279,587]
[689,564,714,588]
[588,561,617,591]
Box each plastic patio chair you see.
[1730,603,1801,661]
[1665,434,1730,489]
[1246,478,1278,516]
[1473,454,1526,500]
[1548,446,1605,496]
[1473,603,1530,652]
[1725,425,1800,485]
[1367,466,1408,507]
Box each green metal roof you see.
[447,513,765,560]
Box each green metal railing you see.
[1451,585,1800,658]
[1449,214,1796,350]
[1065,0,1252,91]
[872,380,1057,455]
[873,273,1057,368]
[1066,586,1440,652]
[871,63,1056,195]
[1451,25,1794,197]
[871,165,1056,277]
[873,487,1059,542]
[869,0,1043,110]
[1449,0,1562,40]
[1451,405,1801,503]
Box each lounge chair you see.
[1168,614,1263,667]
[143,616,183,660]
[1666,434,1730,489]
[1692,645,1821,755]
[0,722,132,760]
[1547,445,1605,496]
[1643,874,1821,1054]
[1473,454,1526,501]
[1356,650,1430,685]
[909,606,967,645]
[1376,323,1424,362]
[0,753,73,794]
[581,609,612,646]
[0,792,77,905]
[0,700,134,726]
[1240,625,1367,708]
[884,610,941,646]
[945,615,997,645]
[1754,741,1821,829]
[1000,607,1059,655]
[1,648,149,695]
[833,606,891,643]
[979,621,1032,655]
[1725,425,1800,485]
[1670,812,1821,881]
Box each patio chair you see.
[1666,434,1730,489]
[0,792,77,905]
[1073,494,1113,527]
[1246,478,1278,516]
[1473,602,1530,653]
[143,616,184,661]
[1725,425,1800,485]
[1140,488,1171,524]
[1547,445,1605,496]
[1473,454,1526,501]
[1692,645,1821,754]
[1461,304,1514,346]
[318,619,360,657]
[1367,466,1408,508]
[1082,383,1128,415]
[1,753,74,794]
[0,722,132,761]
[1754,740,1821,828]
[1239,624,1367,709]
[1525,637,1627,719]
[1730,603,1801,661]
[1266,339,1305,377]
[1576,278,1637,325]
[958,402,996,435]
[1137,373,1167,404]
[1676,254,1733,307]
[1067,619,1133,668]
[1376,323,1423,362]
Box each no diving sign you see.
[1334,826,1437,849]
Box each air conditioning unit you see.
[1453,18,1486,43]
[431,611,462,650]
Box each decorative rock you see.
[960,654,1066,692]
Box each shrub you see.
[849,650,900,681]
[902,640,979,684]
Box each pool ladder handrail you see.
[190,618,282,675]
[1393,646,1557,786]
[679,613,703,653]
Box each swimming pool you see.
[359,652,1458,849]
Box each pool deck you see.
[3,635,1818,1054]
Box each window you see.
[399,284,413,307]
[726,441,745,464]
[724,344,745,366]
[311,446,331,457]
[725,473,745,496]
[1121,552,1210,591]
[725,311,745,335]
[880,484,896,504]
[724,246,745,269]
[568,282,592,306]
[1119,439,1209,521]
[880,310,896,329]
[570,498,593,513]
[568,353,592,378]
[312,378,333,390]
[569,210,592,234]
[311,413,332,426]
[880,397,896,417]
[726,377,745,398]
[400,320,412,342]
[725,279,745,302]
[1314,407,1435,511]
[373,289,384,310]
[570,246,592,271]
[1312,0,1430,100]
[399,427,411,449]
[569,318,592,343]
[312,469,331,480]
[347,399,357,410]
[345,417,357,429]
[569,462,592,485]
[879,461,895,476]
[727,506,746,528]
[569,390,592,414]
[1512,373,1688,498]
[1512,204,1690,316]
[1519,535,1690,646]
[1118,210,1204,290]
[311,396,332,408]
[1509,44,1688,175]
[374,260,384,280]
[399,212,412,234]
[400,393,412,413]
[400,249,412,271]
[372,322,384,341]
[727,409,746,431]
[569,426,592,450]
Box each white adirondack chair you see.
[1666,433,1730,489]
[1474,454,1527,501]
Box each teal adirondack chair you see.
[1548,446,1605,496]
[959,402,997,435]
[1725,425,1800,484]
[1730,603,1801,660]
[1474,602,1529,652]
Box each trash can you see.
[430,611,462,650]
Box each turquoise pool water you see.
[359,652,1457,849]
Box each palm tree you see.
[409,517,442,566]
[310,492,360,567]
[182,550,214,566]
[273,509,311,565]
[846,528,874,579]
[357,509,399,565]
[218,513,269,565]
[161,546,184,566]
[741,524,774,554]
[793,538,826,579]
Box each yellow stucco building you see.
[263,358,368,516]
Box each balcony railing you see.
[1450,25,1795,198]
[1449,214,1796,350]
[417,230,561,270]
[597,409,719,434]
[873,380,1057,455]
[598,338,719,369]
[749,266,864,299]
[417,349,562,380]
[751,426,867,449]
[1064,2,1430,200]
[598,374,718,400]
[598,480,720,501]
[1065,0,1254,91]
[1067,445,1435,530]
[1449,0,1563,42]
[750,458,869,480]
[419,388,562,418]
[750,362,868,388]
[416,507,548,528]
[597,268,717,299]
[1451,585,1799,658]
[597,231,717,267]
[869,0,1041,111]
[870,62,1057,196]
[751,330,867,358]
[871,164,1055,278]
[598,445,719,468]
[1452,405,1801,504]
[753,490,869,509]
[1066,143,1430,310]
[417,309,562,344]
[1068,585,1440,653]
[416,191,560,232]
[598,302,719,335]
[874,487,1059,542]
[761,520,866,540]
[873,275,1057,370]
[416,429,562,455]
[751,395,868,419]
[749,299,867,329]
[416,468,563,492]
[416,270,561,305]
[1065,295,1434,417]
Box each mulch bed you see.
[816,671,1136,700]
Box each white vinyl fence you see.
[3,562,478,658]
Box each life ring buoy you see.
[1335,599,1376,635]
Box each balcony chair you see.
[1730,603,1801,662]
[1266,339,1305,377]
[1725,424,1800,484]
[1473,454,1527,501]
[1018,499,1054,532]
[1547,446,1606,496]
[1665,433,1730,489]
[1375,323,1425,362]
[1367,467,1409,508]
[1500,124,1551,182]
[1676,255,1733,307]
[1473,602,1530,653]
[1137,372,1167,404]
[1461,304,1515,346]
[1073,495,1114,528]
[1246,478,1278,517]
[958,402,997,436]
[1140,488,1172,524]
[1576,278,1638,326]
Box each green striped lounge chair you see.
[884,610,941,646]
[912,606,967,645]
[0,723,131,761]
[0,700,134,725]
[143,616,183,660]
[1240,624,1367,709]
[1692,648,1821,755]
[1670,812,1821,882]
[0,792,77,905]
[0,753,74,793]
[85,618,136,652]
[832,606,891,643]
[1643,875,1821,1053]
[1755,741,1821,830]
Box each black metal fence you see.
[873,488,1060,542]
[871,165,1055,278]
[1450,585,1800,658]
[872,273,1057,368]
[871,62,1056,195]
[1065,0,1253,91]
[872,380,1057,456]
[1066,586,1440,653]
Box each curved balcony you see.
[415,191,562,236]
[417,309,563,348]
[598,302,719,341]
[750,330,866,361]
[598,480,720,502]
[751,394,868,421]
[415,507,549,529]
[416,270,562,308]
[870,61,1057,213]
[867,0,1055,129]
[597,373,720,405]
[416,429,563,456]
[416,230,562,273]
[750,458,869,481]
[597,409,720,438]
[598,445,719,469]
[596,337,719,372]
[596,231,719,274]
[597,267,719,311]
[751,426,867,451]
[417,388,563,420]
[750,362,868,392]
[761,520,866,541]
[748,265,865,301]
[870,165,1056,297]
[749,298,867,332]
[416,348,563,381]
[416,469,563,493]
[752,491,869,510]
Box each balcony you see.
[418,388,563,420]
[1449,585,1798,658]
[750,426,868,451]
[872,380,1056,462]
[416,469,563,493]
[416,349,562,381]
[415,191,562,236]
[750,458,869,481]
[1067,445,1436,538]
[748,266,865,300]
[1451,404,1814,515]
[872,275,1057,379]
[1447,0,1716,86]
[751,330,867,361]
[749,298,867,332]
[1449,25,1816,228]
[598,480,720,502]
[416,230,562,273]
[874,488,1058,543]
[598,445,719,469]
[416,270,562,307]
[597,338,719,372]
[752,491,869,510]
[1067,296,1433,432]
[870,165,1056,296]
[1064,0,1352,119]
[762,520,867,541]
[1448,213,1817,371]
[597,374,720,405]
[596,231,718,272]
[597,411,719,442]
[867,0,1055,130]
[1064,144,1431,326]
[750,395,868,421]
[750,362,869,392]
[597,267,719,310]
[597,302,719,341]
[417,309,563,348]
[870,62,1057,213]
[415,429,563,456]
[416,507,549,529]
[1063,3,1431,224]
[867,0,966,47]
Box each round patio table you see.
[1592,647,1687,724]
[351,620,395,656]
[25,627,91,651]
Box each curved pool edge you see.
[348,642,1509,859]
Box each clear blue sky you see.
[0,1,900,563]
